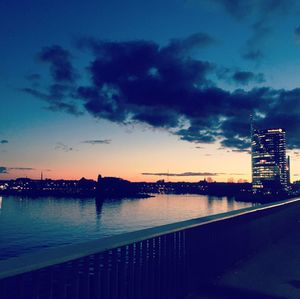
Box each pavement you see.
[187,228,300,299]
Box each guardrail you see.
[1,197,300,299]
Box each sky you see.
[2,0,300,182]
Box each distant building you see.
[251,128,288,195]
[205,177,214,183]
[227,177,235,183]
[287,155,291,185]
[237,178,248,183]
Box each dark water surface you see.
[0,194,255,260]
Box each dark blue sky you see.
[1,0,300,181]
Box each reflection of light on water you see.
[0,196,2,209]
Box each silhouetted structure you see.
[2,175,297,203]
[251,128,288,196]
[96,175,149,199]
[0,177,97,197]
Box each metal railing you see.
[1,197,300,299]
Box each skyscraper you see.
[251,128,288,195]
[287,155,291,186]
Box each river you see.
[0,194,255,260]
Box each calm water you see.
[0,194,254,260]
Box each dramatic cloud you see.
[22,46,82,115]
[82,139,111,145]
[142,172,221,176]
[0,140,8,144]
[24,34,300,151]
[9,167,35,171]
[22,86,82,116]
[38,45,75,82]
[218,69,265,85]
[232,71,265,85]
[55,143,74,152]
[0,167,8,174]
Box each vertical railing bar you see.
[0,224,194,299]
[154,237,160,299]
[120,246,127,299]
[126,244,134,299]
[99,253,105,299]
[125,245,130,299]
[148,238,154,299]
[163,234,168,298]
[17,274,24,299]
[157,236,162,299]
[107,250,113,299]
[141,240,149,299]
[136,242,142,299]
[182,229,187,297]
[72,260,80,299]
[109,249,117,299]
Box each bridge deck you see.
[189,225,300,299]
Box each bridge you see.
[1,197,300,299]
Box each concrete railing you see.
[1,197,300,299]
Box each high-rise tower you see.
[251,128,288,195]
[287,155,291,185]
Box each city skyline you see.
[2,0,300,182]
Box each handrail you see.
[1,197,299,280]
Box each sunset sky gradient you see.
[2,0,300,182]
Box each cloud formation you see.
[0,167,35,174]
[55,142,74,152]
[0,140,8,144]
[82,139,111,145]
[21,85,82,116]
[232,71,265,85]
[10,167,35,171]
[231,149,251,154]
[23,34,300,151]
[38,45,76,82]
[207,0,297,61]
[22,46,81,115]
[217,68,265,85]
[142,172,221,176]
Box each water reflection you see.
[0,194,254,260]
[95,198,104,226]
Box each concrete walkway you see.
[188,229,300,299]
